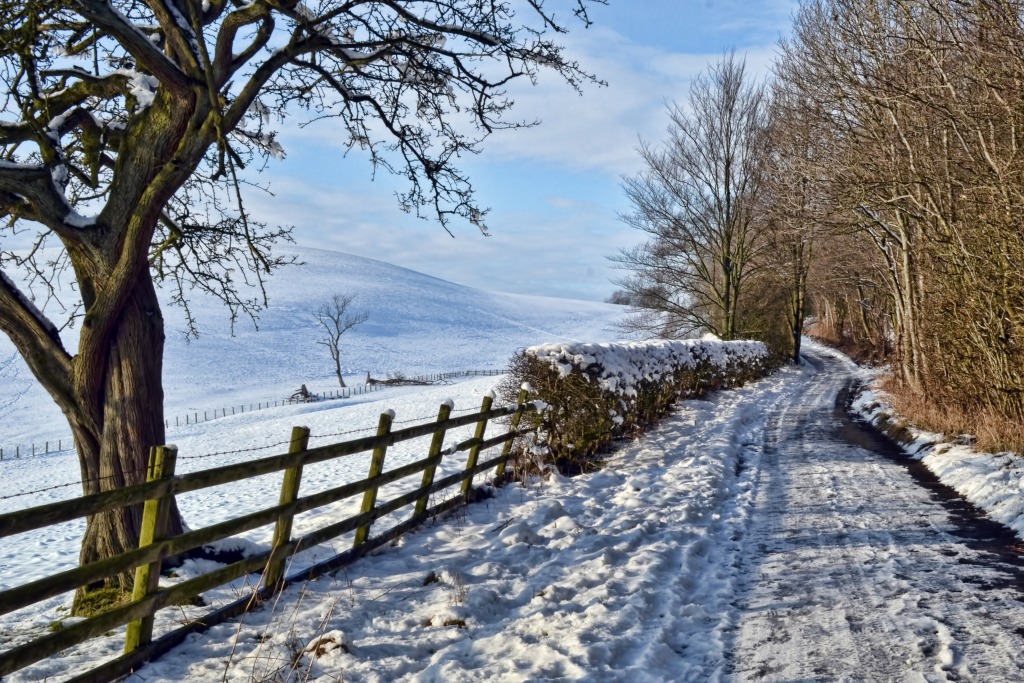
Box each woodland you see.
[614,0,1024,453]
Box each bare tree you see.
[604,289,633,306]
[0,0,603,609]
[759,78,834,364]
[314,294,368,388]
[612,51,771,340]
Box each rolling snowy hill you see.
[0,246,624,452]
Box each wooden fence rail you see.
[0,392,539,683]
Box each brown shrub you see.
[880,375,1024,455]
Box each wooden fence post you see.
[496,389,529,477]
[461,394,493,497]
[266,426,310,588]
[353,411,394,547]
[415,402,452,517]
[124,445,179,653]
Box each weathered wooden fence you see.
[0,390,535,683]
[0,369,506,461]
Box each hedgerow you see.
[499,339,772,474]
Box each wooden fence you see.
[0,389,535,683]
[0,369,506,461]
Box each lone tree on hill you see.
[314,293,368,388]
[0,0,603,612]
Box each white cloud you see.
[235,4,794,302]
[245,172,636,301]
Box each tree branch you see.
[0,163,94,237]
[70,0,191,92]
[0,268,75,410]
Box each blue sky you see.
[250,0,799,301]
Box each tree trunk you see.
[333,348,346,388]
[72,271,183,607]
[791,286,804,365]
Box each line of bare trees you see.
[614,0,1024,446]
[778,0,1024,439]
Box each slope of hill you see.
[0,247,623,450]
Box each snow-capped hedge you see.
[500,339,772,471]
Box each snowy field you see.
[11,341,1019,681]
[0,246,623,455]
[0,249,624,679]
[4,361,788,682]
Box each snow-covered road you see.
[727,350,1024,681]
[13,347,1024,681]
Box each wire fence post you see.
[354,411,394,547]
[124,445,179,653]
[462,394,493,498]
[415,402,452,517]
[266,426,310,588]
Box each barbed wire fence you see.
[0,369,506,461]
[0,372,513,503]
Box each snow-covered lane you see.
[727,349,1024,681]
[122,351,794,682]
[13,345,1024,681]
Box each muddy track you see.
[724,350,1024,681]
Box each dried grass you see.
[879,375,1024,455]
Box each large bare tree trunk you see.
[71,271,184,599]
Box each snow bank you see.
[853,388,1024,539]
[503,339,771,467]
[526,338,768,393]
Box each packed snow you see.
[851,350,1024,541]
[729,342,1024,679]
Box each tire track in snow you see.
[725,349,1024,681]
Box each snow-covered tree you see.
[0,0,602,611]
